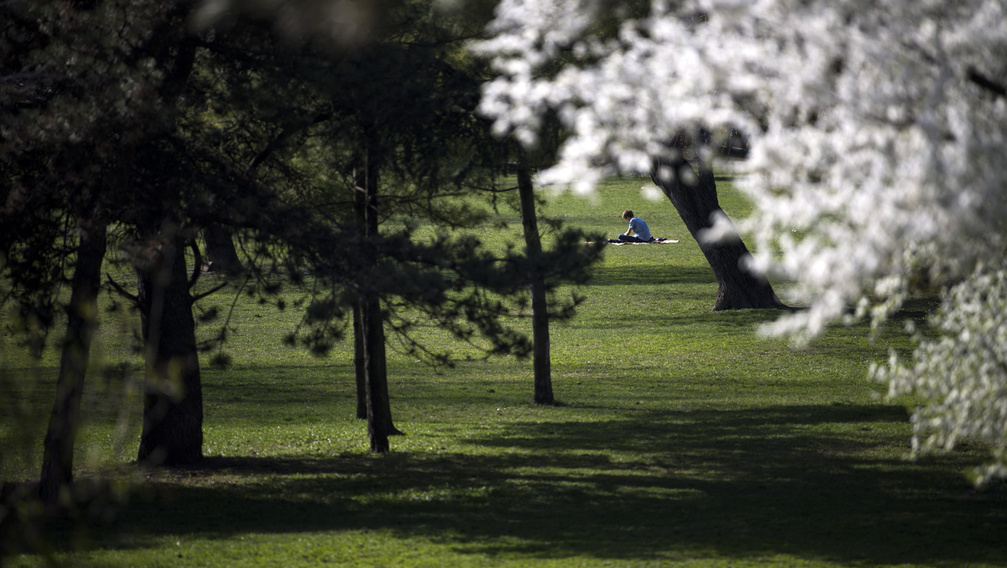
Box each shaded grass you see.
[24,397,1007,567]
[98,425,1004,565]
[4,175,1007,567]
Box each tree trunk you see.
[353,139,401,451]
[136,235,203,466]
[517,160,555,405]
[202,223,243,274]
[354,286,401,448]
[352,305,367,420]
[652,156,784,311]
[352,166,369,421]
[360,295,393,452]
[39,222,107,507]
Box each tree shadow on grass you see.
[73,403,1007,566]
[590,265,716,287]
[567,307,794,336]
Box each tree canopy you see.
[473,0,1007,483]
[2,0,604,479]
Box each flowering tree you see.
[474,0,1007,483]
[476,0,791,310]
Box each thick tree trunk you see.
[517,161,554,405]
[202,224,242,274]
[652,157,784,311]
[136,235,203,466]
[130,34,202,466]
[39,222,107,507]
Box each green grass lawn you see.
[3,175,1006,567]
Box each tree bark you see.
[352,165,369,421]
[652,156,784,310]
[202,223,243,274]
[360,295,393,452]
[352,305,367,420]
[136,234,203,466]
[131,30,203,466]
[39,222,107,507]
[352,138,401,451]
[517,160,555,405]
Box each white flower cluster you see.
[873,265,1007,486]
[474,0,1007,480]
[734,1,1007,340]
[474,0,751,194]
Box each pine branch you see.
[105,273,138,304]
[192,281,231,303]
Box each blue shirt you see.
[628,217,652,241]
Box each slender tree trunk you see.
[517,160,554,405]
[352,167,368,420]
[352,306,367,420]
[652,156,784,311]
[136,234,203,466]
[361,295,393,452]
[202,224,242,274]
[39,222,107,507]
[353,139,401,451]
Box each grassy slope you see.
[4,175,1007,567]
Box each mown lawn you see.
[3,174,1006,567]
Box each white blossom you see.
[474,0,1007,481]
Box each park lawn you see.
[3,174,1007,567]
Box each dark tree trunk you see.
[352,139,401,451]
[352,167,368,421]
[130,34,202,466]
[360,295,393,452]
[136,235,203,466]
[652,156,784,311]
[202,223,243,274]
[517,160,554,405]
[352,306,367,420]
[39,222,107,507]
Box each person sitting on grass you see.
[613,209,654,243]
